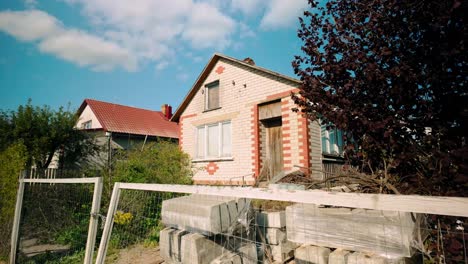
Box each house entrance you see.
[264,118,283,180]
[258,100,283,181]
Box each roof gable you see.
[171,53,301,122]
[77,99,178,138]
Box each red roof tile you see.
[78,99,178,138]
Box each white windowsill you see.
[192,157,234,163]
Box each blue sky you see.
[0,0,308,112]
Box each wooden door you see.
[265,119,283,179]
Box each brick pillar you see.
[281,99,292,171]
[251,105,260,177]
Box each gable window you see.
[321,125,344,155]
[196,121,231,159]
[205,81,220,110]
[82,120,92,129]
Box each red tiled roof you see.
[78,99,178,139]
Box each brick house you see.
[171,54,344,185]
[75,99,178,166]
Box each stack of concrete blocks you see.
[256,210,298,263]
[160,195,257,264]
[286,204,420,262]
[294,246,407,264]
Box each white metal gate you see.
[9,177,103,264]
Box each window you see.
[205,81,219,110]
[196,121,231,159]
[321,125,344,155]
[82,120,92,129]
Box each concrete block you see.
[269,241,297,262]
[211,252,242,264]
[294,245,330,264]
[238,243,258,264]
[170,229,189,262]
[328,249,351,264]
[180,233,225,264]
[162,195,243,234]
[264,228,286,245]
[347,252,389,264]
[159,227,176,262]
[256,211,286,228]
[286,204,419,258]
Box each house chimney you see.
[166,105,173,119]
[161,104,172,119]
[243,57,255,66]
[161,104,168,117]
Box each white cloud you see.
[24,0,39,9]
[59,0,239,70]
[177,72,189,82]
[260,0,308,30]
[231,0,265,16]
[38,30,136,71]
[182,2,236,49]
[0,10,60,41]
[239,22,255,39]
[0,10,136,71]
[155,60,169,71]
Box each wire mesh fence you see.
[96,183,468,264]
[10,177,102,264]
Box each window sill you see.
[192,157,234,163]
[203,107,221,113]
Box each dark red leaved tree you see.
[293,0,467,196]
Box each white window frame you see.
[195,121,232,161]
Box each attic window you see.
[82,120,92,129]
[205,81,220,110]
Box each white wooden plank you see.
[117,183,468,217]
[95,183,122,264]
[84,177,103,264]
[21,177,100,184]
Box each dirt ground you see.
[113,244,164,264]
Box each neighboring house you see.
[76,99,178,165]
[171,53,344,186]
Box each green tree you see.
[0,100,97,170]
[293,0,467,195]
[0,143,26,259]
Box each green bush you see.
[113,141,193,184]
[0,143,26,260]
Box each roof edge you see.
[171,53,301,122]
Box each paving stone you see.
[328,249,351,264]
[256,211,286,228]
[180,233,225,264]
[294,245,330,264]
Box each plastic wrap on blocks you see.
[286,204,422,259]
